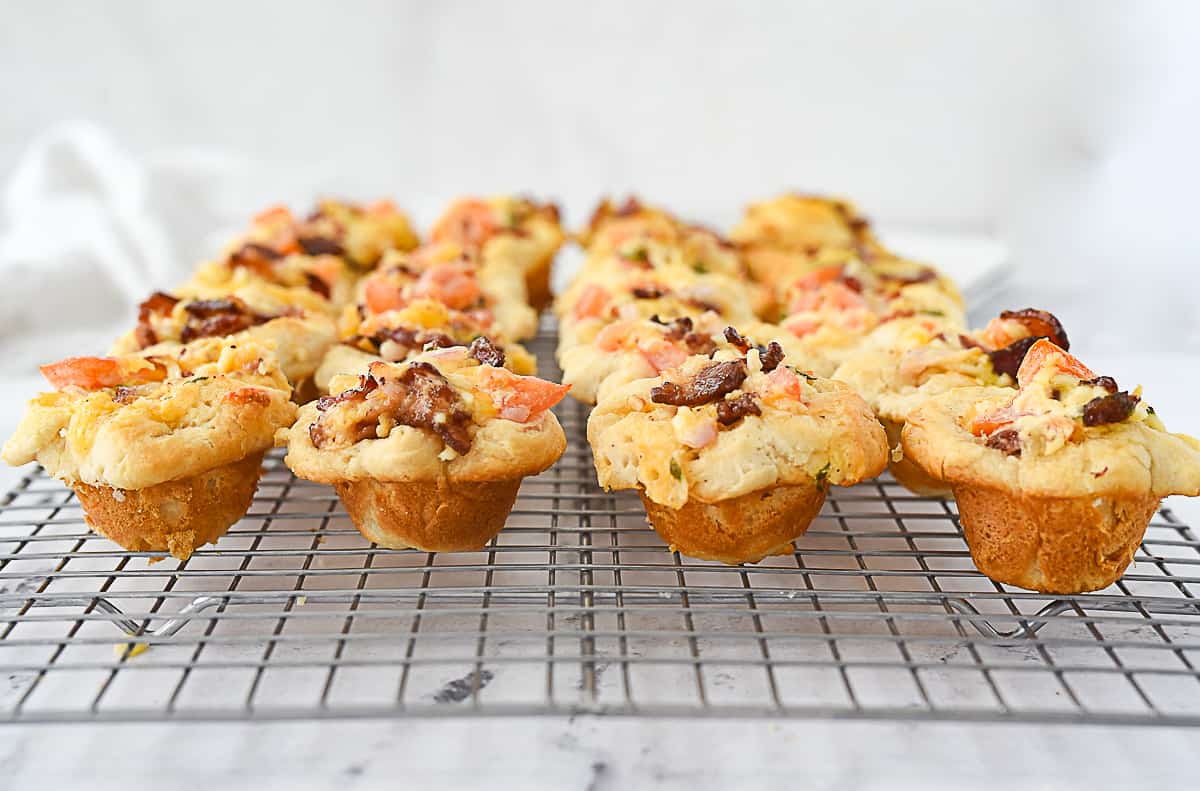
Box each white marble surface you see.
[0,718,1197,790]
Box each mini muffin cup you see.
[953,484,1159,594]
[640,482,827,565]
[882,418,953,498]
[335,477,523,552]
[73,451,266,560]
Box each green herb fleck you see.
[625,246,650,263]
[692,261,708,274]
[920,310,945,317]
[669,458,683,480]
[814,462,831,489]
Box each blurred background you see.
[1,1,1196,379]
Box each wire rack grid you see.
[3,324,1200,726]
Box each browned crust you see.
[953,484,1158,593]
[335,476,522,551]
[882,418,952,498]
[524,253,555,312]
[640,483,826,565]
[73,452,266,560]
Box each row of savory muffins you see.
[2,197,572,560]
[562,194,1200,594]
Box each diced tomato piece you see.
[637,339,687,374]
[969,408,1018,436]
[594,320,632,352]
[40,357,165,390]
[412,261,482,310]
[1015,339,1094,388]
[792,265,844,292]
[783,316,820,337]
[764,366,804,400]
[573,284,611,320]
[364,273,406,314]
[430,199,499,249]
[476,367,571,422]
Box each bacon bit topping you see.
[758,341,785,373]
[654,315,692,340]
[877,268,937,286]
[1081,376,1119,395]
[651,360,748,408]
[467,336,506,368]
[631,283,669,300]
[1082,391,1140,427]
[304,272,332,299]
[112,386,139,405]
[350,326,455,360]
[133,291,181,349]
[984,428,1022,456]
[179,298,274,343]
[227,242,284,278]
[310,363,473,454]
[716,392,761,426]
[998,308,1069,350]
[986,336,1042,379]
[297,236,345,257]
[723,326,752,353]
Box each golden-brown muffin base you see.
[883,418,952,498]
[73,452,266,560]
[953,485,1158,594]
[640,483,826,565]
[525,254,554,312]
[335,477,522,551]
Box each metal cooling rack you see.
[3,326,1200,726]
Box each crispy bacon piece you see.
[1081,376,1119,394]
[758,341,785,373]
[654,315,693,340]
[305,272,332,299]
[716,392,761,426]
[722,327,784,372]
[877,268,937,286]
[350,326,455,358]
[1082,391,1140,427]
[310,363,473,454]
[133,291,181,349]
[986,336,1042,379]
[632,283,668,300]
[179,298,273,343]
[227,242,283,278]
[723,326,752,353]
[467,336,506,368]
[297,236,345,257]
[999,308,1069,350]
[985,428,1022,456]
[651,360,748,408]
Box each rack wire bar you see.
[3,325,1200,725]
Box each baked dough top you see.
[2,340,296,489]
[903,385,1200,499]
[588,347,887,509]
[285,350,567,484]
